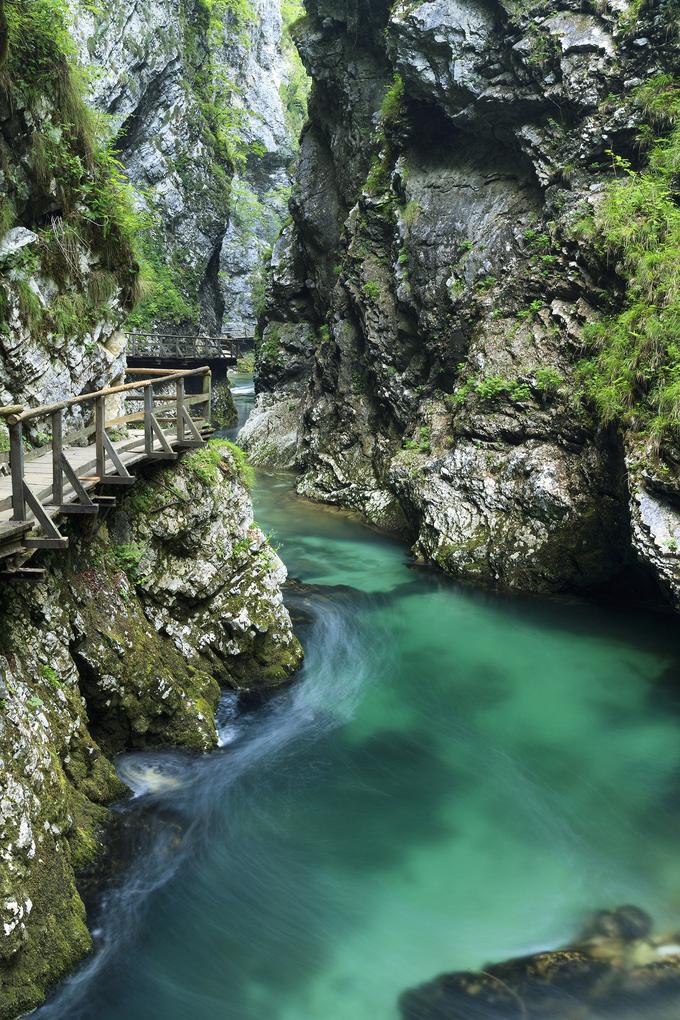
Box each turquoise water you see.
[37,377,680,1019]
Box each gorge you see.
[1,0,680,1018]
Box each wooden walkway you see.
[0,366,213,579]
[126,327,255,364]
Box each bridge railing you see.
[126,332,248,361]
[0,366,211,549]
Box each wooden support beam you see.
[0,567,47,582]
[0,542,29,562]
[144,387,154,455]
[61,454,97,509]
[150,413,174,454]
[51,410,63,506]
[176,378,185,443]
[57,504,99,516]
[10,421,25,522]
[181,406,205,444]
[23,483,68,547]
[97,475,136,487]
[25,537,69,550]
[95,396,106,480]
[103,433,133,480]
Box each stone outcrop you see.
[246,0,680,603]
[400,906,680,1019]
[0,0,136,444]
[0,441,302,1019]
[70,0,306,334]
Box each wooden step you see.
[0,566,46,582]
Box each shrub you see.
[577,75,680,441]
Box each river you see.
[36,374,680,1019]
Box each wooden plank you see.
[0,567,45,581]
[0,541,28,561]
[25,537,69,550]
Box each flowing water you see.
[37,374,680,1019]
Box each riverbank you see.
[0,437,302,1019]
[29,375,680,1020]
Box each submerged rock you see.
[399,907,680,1020]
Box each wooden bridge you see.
[0,366,213,579]
[126,326,255,372]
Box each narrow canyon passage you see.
[35,379,680,1020]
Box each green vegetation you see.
[0,0,139,338]
[237,351,255,372]
[534,367,562,396]
[402,425,431,454]
[185,439,254,490]
[363,280,381,300]
[126,220,200,330]
[576,74,680,444]
[279,0,311,145]
[112,541,150,585]
[449,374,540,408]
[40,664,62,688]
[365,75,405,196]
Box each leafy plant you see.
[576,75,680,442]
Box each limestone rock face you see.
[70,0,301,334]
[0,444,302,1019]
[249,0,680,600]
[0,47,134,437]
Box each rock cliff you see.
[70,0,308,334]
[0,5,303,1013]
[0,0,137,444]
[0,442,302,1019]
[246,0,680,604]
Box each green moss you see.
[185,438,254,490]
[576,74,680,443]
[279,0,311,146]
[212,379,238,429]
[0,0,139,342]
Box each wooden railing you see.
[0,366,211,552]
[126,331,251,361]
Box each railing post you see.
[51,409,63,506]
[95,396,106,479]
[176,378,185,443]
[144,385,154,454]
[203,369,212,425]
[9,421,26,522]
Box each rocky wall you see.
[0,441,302,1018]
[245,0,680,603]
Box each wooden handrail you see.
[7,367,210,425]
[5,367,213,538]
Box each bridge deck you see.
[0,366,213,575]
[1,429,177,516]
